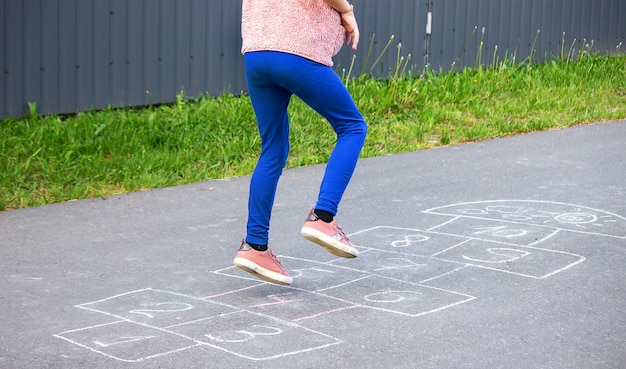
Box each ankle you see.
[247,242,268,251]
[314,209,334,223]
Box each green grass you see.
[1,52,625,211]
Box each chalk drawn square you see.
[349,226,470,257]
[169,310,342,361]
[54,320,196,363]
[76,288,236,328]
[329,249,467,284]
[433,239,585,279]
[208,287,357,323]
[320,275,475,317]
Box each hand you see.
[340,7,360,50]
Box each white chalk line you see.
[315,275,373,292]
[93,335,158,348]
[74,288,154,308]
[55,320,126,335]
[428,216,462,231]
[537,255,587,279]
[430,239,473,257]
[419,265,470,283]
[527,228,561,245]
[291,305,360,322]
[212,267,280,285]
[247,293,305,308]
[163,311,242,329]
[201,283,266,300]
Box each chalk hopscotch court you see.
[53,200,625,363]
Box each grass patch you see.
[1,51,625,211]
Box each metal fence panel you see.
[3,0,25,118]
[428,0,625,72]
[1,0,625,119]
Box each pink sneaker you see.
[300,209,359,258]
[233,242,293,285]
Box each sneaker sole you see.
[300,227,359,258]
[233,257,293,285]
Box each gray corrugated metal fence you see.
[1,0,246,119]
[1,0,625,119]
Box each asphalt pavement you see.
[1,120,625,369]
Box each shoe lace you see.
[332,222,350,242]
[267,249,287,271]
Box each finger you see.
[351,30,359,50]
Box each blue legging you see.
[244,51,367,245]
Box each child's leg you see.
[283,58,368,216]
[244,52,292,245]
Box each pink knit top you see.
[241,0,346,66]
